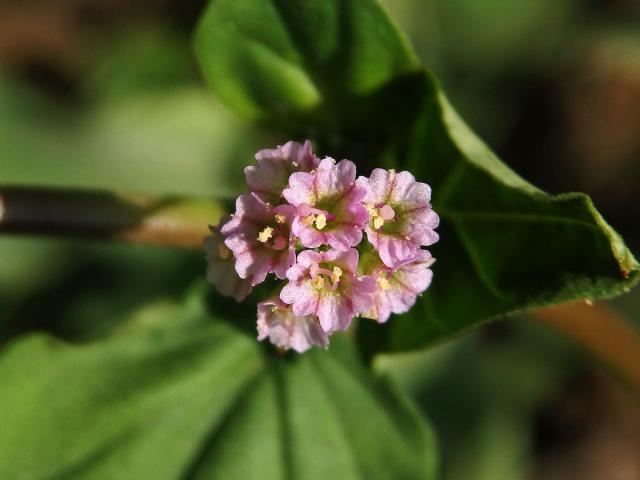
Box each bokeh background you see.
[1,0,639,478]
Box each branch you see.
[535,302,640,398]
[0,186,224,249]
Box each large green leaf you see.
[193,0,639,355]
[358,74,639,354]
[194,0,421,150]
[0,296,436,479]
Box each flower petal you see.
[257,298,328,352]
[282,172,315,206]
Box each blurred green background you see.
[1,0,639,478]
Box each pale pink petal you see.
[325,225,362,251]
[349,276,377,314]
[370,233,420,268]
[242,249,271,284]
[405,209,440,246]
[273,249,297,280]
[248,141,320,203]
[334,248,359,274]
[203,234,252,301]
[292,217,325,248]
[282,172,315,206]
[387,171,416,203]
[285,262,309,282]
[255,140,318,171]
[317,293,352,332]
[280,280,318,317]
[295,249,324,269]
[362,250,435,323]
[244,159,289,203]
[315,158,356,198]
[366,168,392,201]
[400,181,432,208]
[257,298,328,352]
[360,169,438,265]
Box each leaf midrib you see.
[440,209,601,231]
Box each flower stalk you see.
[0,186,223,249]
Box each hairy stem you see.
[0,186,224,249]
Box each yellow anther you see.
[368,202,394,230]
[303,215,316,226]
[257,226,274,243]
[331,266,343,284]
[365,203,377,216]
[312,276,325,290]
[218,244,232,260]
[274,213,287,224]
[314,213,327,230]
[377,275,391,291]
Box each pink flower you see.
[257,298,328,352]
[362,250,435,323]
[358,169,439,267]
[283,158,369,251]
[203,225,253,301]
[280,249,376,332]
[245,140,319,204]
[221,194,296,285]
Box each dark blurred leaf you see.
[0,294,436,479]
[376,318,579,480]
[193,0,639,356]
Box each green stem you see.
[0,186,224,249]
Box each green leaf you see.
[193,0,639,355]
[194,0,421,143]
[358,74,639,354]
[0,296,437,479]
[0,75,261,199]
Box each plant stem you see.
[535,302,640,398]
[0,186,224,249]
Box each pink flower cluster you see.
[204,141,439,352]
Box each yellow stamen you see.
[218,244,232,260]
[365,203,377,216]
[257,226,274,243]
[378,275,391,291]
[331,266,343,284]
[312,276,325,290]
[373,216,385,230]
[274,213,286,224]
[314,213,327,230]
[303,215,316,226]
